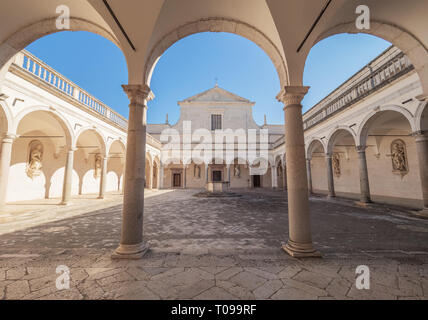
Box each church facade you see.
[147,85,285,190]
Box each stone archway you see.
[7,109,73,203]
[74,128,107,197]
[107,139,126,193]
[306,138,327,195]
[0,17,121,73]
[325,128,359,200]
[358,108,421,208]
[311,21,428,95]
[143,17,288,87]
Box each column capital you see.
[122,84,154,106]
[412,130,428,141]
[277,86,310,106]
[2,133,16,143]
[355,145,367,153]
[325,152,332,158]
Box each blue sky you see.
[26,31,390,125]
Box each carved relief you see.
[332,153,341,177]
[94,154,102,179]
[26,140,43,179]
[234,165,241,178]
[390,139,408,174]
[277,165,282,177]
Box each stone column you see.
[121,160,126,195]
[227,164,231,185]
[60,148,75,205]
[271,165,278,189]
[149,161,154,189]
[183,165,187,189]
[159,162,164,189]
[282,162,287,190]
[278,86,320,257]
[325,153,335,198]
[306,158,313,195]
[356,146,371,203]
[205,164,209,183]
[0,133,15,210]
[98,156,108,199]
[414,132,428,215]
[113,84,152,259]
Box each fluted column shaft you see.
[113,84,152,259]
[0,134,15,209]
[279,86,320,257]
[61,148,75,205]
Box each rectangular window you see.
[211,114,222,130]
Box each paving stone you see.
[293,270,333,289]
[6,280,30,299]
[281,278,328,297]
[147,279,179,299]
[278,265,302,279]
[76,280,105,300]
[245,267,278,280]
[177,279,215,299]
[194,286,238,300]
[253,280,283,299]
[6,267,26,280]
[271,288,318,300]
[397,276,423,297]
[325,278,352,297]
[229,271,266,291]
[216,267,243,280]
[96,271,135,287]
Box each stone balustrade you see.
[12,50,128,130]
[303,46,414,130]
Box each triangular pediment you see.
[180,86,253,104]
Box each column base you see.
[111,242,149,260]
[282,240,322,258]
[327,194,336,199]
[411,208,428,219]
[354,200,372,208]
[59,201,72,206]
[97,196,105,200]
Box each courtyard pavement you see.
[0,189,428,300]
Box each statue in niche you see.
[26,140,43,179]
[332,153,341,177]
[94,154,102,179]
[391,139,408,173]
[194,164,201,178]
[277,165,282,177]
[234,165,241,178]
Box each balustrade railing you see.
[12,50,128,130]
[303,47,414,130]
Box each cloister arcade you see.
[0,0,426,261]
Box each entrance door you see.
[173,173,181,187]
[253,175,261,188]
[212,170,222,182]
